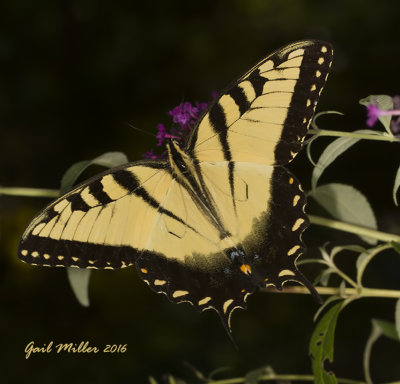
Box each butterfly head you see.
[166,139,194,176]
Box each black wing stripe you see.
[247,69,267,97]
[89,180,113,205]
[228,86,250,116]
[113,169,198,234]
[67,193,90,212]
[208,102,236,209]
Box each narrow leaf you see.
[148,377,158,384]
[60,152,128,194]
[364,319,400,384]
[331,244,366,264]
[310,302,342,384]
[393,164,400,206]
[372,319,400,341]
[309,183,377,244]
[311,110,344,130]
[363,321,381,384]
[311,130,378,190]
[360,94,394,134]
[67,268,91,307]
[306,135,318,166]
[395,299,400,341]
[313,296,343,322]
[392,241,400,255]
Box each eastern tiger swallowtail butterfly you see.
[19,40,333,334]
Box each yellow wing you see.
[187,40,333,165]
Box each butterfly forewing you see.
[187,40,333,166]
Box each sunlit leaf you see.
[393,164,400,206]
[66,268,91,307]
[60,152,128,194]
[309,183,377,245]
[359,94,394,134]
[310,302,343,384]
[311,130,378,190]
[148,377,158,384]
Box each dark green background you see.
[1,1,400,383]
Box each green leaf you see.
[306,135,318,166]
[330,244,366,264]
[364,319,400,384]
[245,365,275,384]
[395,299,400,341]
[148,377,158,384]
[311,110,344,130]
[66,268,91,307]
[393,164,400,206]
[310,302,343,384]
[373,319,400,341]
[309,183,377,245]
[359,94,394,134]
[392,241,400,255]
[311,130,378,190]
[313,296,343,322]
[363,321,381,384]
[356,244,389,287]
[60,152,128,194]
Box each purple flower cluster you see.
[143,99,210,159]
[366,95,400,137]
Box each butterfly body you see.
[19,40,333,332]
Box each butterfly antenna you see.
[124,122,156,138]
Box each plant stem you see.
[211,373,365,384]
[0,187,59,198]
[309,214,400,243]
[263,286,400,299]
[308,128,400,142]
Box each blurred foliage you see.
[1,0,400,383]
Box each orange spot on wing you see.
[240,264,252,275]
[141,268,148,274]
[289,177,294,184]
